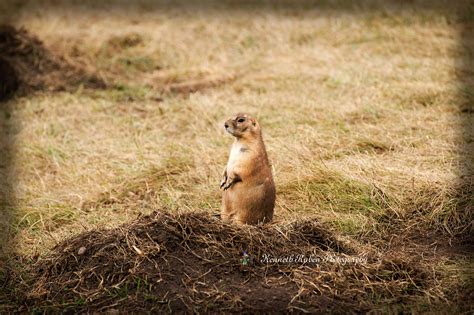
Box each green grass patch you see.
[279,168,392,216]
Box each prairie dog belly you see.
[226,142,245,173]
[224,180,275,224]
[228,182,266,205]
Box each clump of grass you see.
[278,167,396,236]
[280,168,392,215]
[398,181,473,237]
[82,158,192,209]
[355,139,393,154]
[118,55,158,73]
[96,83,154,102]
[105,33,144,50]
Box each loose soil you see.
[0,24,105,101]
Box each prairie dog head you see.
[224,113,261,139]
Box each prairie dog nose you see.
[224,122,229,129]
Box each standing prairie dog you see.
[220,113,276,225]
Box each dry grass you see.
[0,0,472,312]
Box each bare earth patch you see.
[0,25,106,100]
[7,210,463,313]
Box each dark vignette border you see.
[0,0,472,311]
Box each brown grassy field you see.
[0,0,472,312]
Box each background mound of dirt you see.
[0,24,105,101]
[11,210,439,313]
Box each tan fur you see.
[220,113,276,225]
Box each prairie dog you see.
[220,113,276,225]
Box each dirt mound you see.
[0,24,105,101]
[9,210,443,313]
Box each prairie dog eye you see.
[237,118,245,123]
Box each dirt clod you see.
[77,247,86,256]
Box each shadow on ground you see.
[458,5,474,303]
[0,94,17,307]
